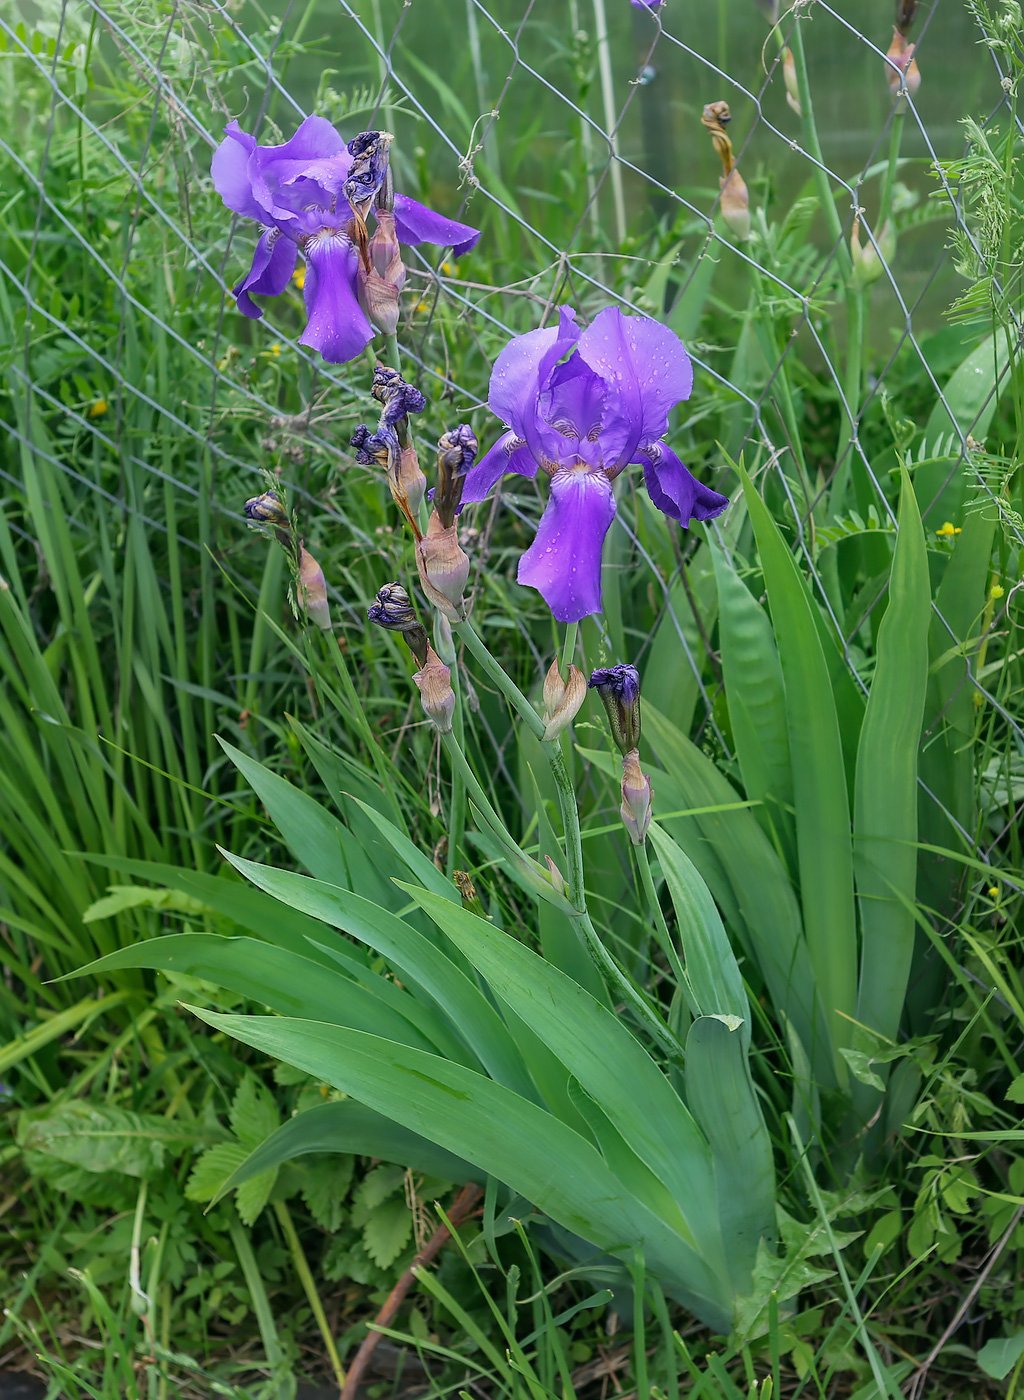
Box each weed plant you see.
[0,0,1022,1397]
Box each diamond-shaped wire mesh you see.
[0,0,1019,870]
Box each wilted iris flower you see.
[212,116,480,363]
[461,307,728,622]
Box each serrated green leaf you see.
[230,1076,279,1148]
[186,1142,251,1202]
[236,1166,278,1225]
[300,1156,354,1232]
[1007,1074,1024,1104]
[82,884,209,923]
[362,1195,413,1269]
[351,1163,405,1220]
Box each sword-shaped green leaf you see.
[739,463,857,1076]
[854,469,930,1057]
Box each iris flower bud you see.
[589,664,642,756]
[702,102,751,242]
[413,645,455,733]
[782,48,801,116]
[620,748,653,846]
[885,29,920,102]
[416,512,470,620]
[433,424,476,528]
[244,491,289,528]
[360,208,406,336]
[298,546,331,630]
[719,169,751,242]
[851,217,896,288]
[541,660,587,742]
[367,581,430,666]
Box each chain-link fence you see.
[1,0,1021,879]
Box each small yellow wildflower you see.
[936,521,961,538]
[990,583,1005,599]
[411,298,429,314]
[440,261,457,277]
[267,343,281,357]
[88,399,108,418]
[292,267,306,291]
[988,885,1000,899]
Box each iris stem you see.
[434,621,466,874]
[591,0,627,246]
[543,740,585,910]
[382,332,402,371]
[560,621,579,678]
[570,905,685,1066]
[634,839,698,1010]
[455,615,681,1060]
[440,731,517,849]
[455,618,544,738]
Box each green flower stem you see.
[455,617,681,1060]
[879,109,905,228]
[274,1200,346,1392]
[320,631,399,803]
[560,620,579,678]
[440,730,520,851]
[570,903,685,1066]
[455,617,545,738]
[382,332,402,371]
[543,739,586,909]
[634,839,698,1009]
[789,13,866,517]
[788,14,847,264]
[434,623,466,874]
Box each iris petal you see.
[640,442,729,524]
[517,467,617,623]
[233,229,298,319]
[577,307,693,471]
[461,431,538,504]
[298,234,375,363]
[211,124,263,221]
[392,194,481,258]
[489,306,580,463]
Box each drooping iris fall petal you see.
[517,468,617,623]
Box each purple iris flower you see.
[460,306,728,622]
[631,0,665,8]
[211,116,480,364]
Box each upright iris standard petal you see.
[393,194,481,258]
[489,307,580,464]
[300,234,374,362]
[234,230,298,319]
[211,124,263,221]
[518,468,617,623]
[640,442,729,524]
[577,307,693,471]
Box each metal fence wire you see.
[0,0,1021,878]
